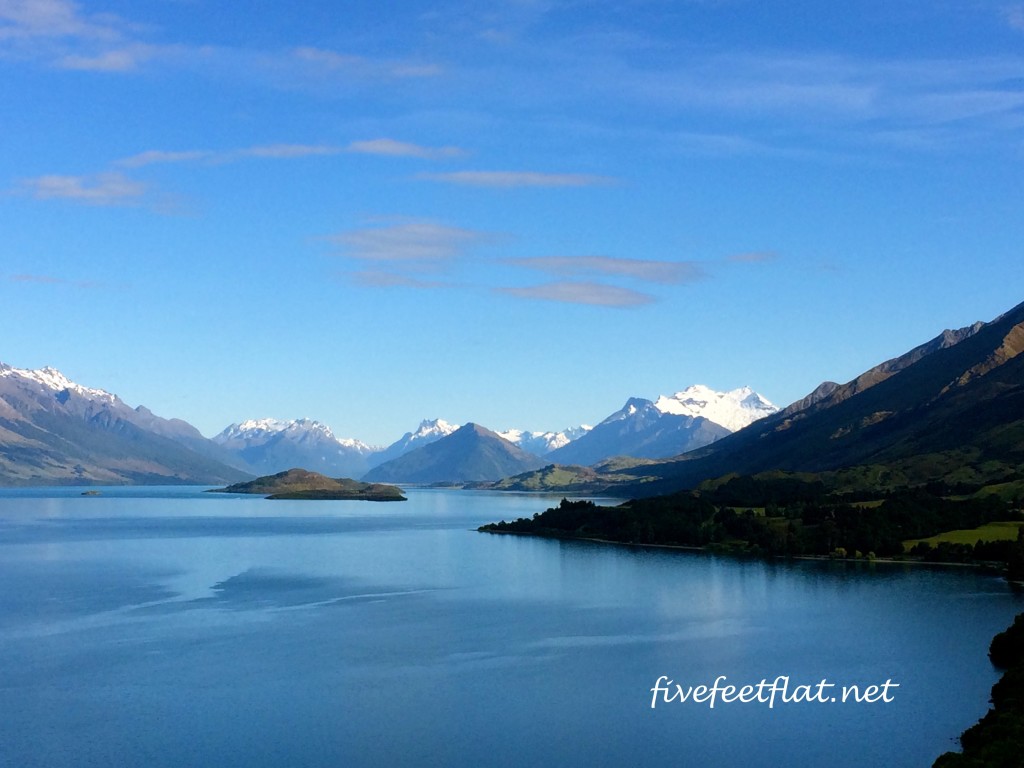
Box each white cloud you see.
[331,218,488,265]
[420,171,613,188]
[346,138,465,159]
[498,281,656,307]
[56,44,159,72]
[18,172,146,205]
[507,255,706,284]
[114,144,340,168]
[292,46,443,80]
[350,270,452,288]
[116,149,213,168]
[0,0,122,41]
[237,144,340,159]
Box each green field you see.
[904,521,1024,550]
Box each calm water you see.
[0,487,1020,768]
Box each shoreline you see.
[478,528,1010,572]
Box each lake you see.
[0,487,1019,768]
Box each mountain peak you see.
[653,384,778,431]
[211,416,376,478]
[0,363,118,404]
[0,361,245,485]
[364,420,543,483]
[496,424,592,455]
[414,418,456,436]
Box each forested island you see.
[210,468,406,501]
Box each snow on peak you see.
[412,418,457,438]
[0,363,118,403]
[653,384,778,432]
[497,424,593,454]
[233,418,289,435]
[215,417,375,453]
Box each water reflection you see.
[0,487,1019,768]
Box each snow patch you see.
[0,363,118,403]
[653,384,778,431]
[214,417,377,453]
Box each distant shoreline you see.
[478,528,1006,572]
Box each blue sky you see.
[2,0,1023,445]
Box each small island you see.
[209,468,406,501]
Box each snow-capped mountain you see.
[0,364,119,404]
[365,423,545,484]
[653,385,778,432]
[546,385,778,467]
[213,418,377,477]
[215,418,375,453]
[497,425,592,455]
[369,418,458,467]
[546,397,730,466]
[0,361,781,486]
[0,362,246,485]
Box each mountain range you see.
[0,364,246,485]
[0,358,774,485]
[17,292,1009,492]
[210,387,775,483]
[212,418,378,479]
[545,386,776,467]
[363,423,546,483]
[597,300,1024,497]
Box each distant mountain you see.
[546,398,730,466]
[653,385,778,431]
[363,423,545,483]
[369,418,458,467]
[0,363,248,486]
[612,301,1024,497]
[545,386,777,467]
[496,425,591,455]
[213,418,378,478]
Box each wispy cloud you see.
[498,281,656,307]
[237,144,340,160]
[726,251,777,263]
[115,144,340,168]
[0,0,166,72]
[330,218,489,266]
[350,270,453,289]
[419,171,614,188]
[116,140,464,169]
[56,43,162,72]
[507,255,706,284]
[0,0,123,42]
[116,149,213,168]
[1,4,443,87]
[346,138,466,159]
[292,46,443,81]
[17,172,146,206]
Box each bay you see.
[0,487,1020,768]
